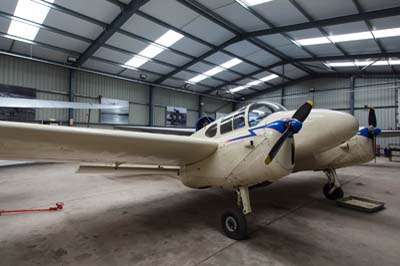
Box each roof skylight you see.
[124,30,184,69]
[229,74,279,93]
[188,58,243,84]
[8,0,55,40]
[294,27,400,46]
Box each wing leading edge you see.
[0,121,218,166]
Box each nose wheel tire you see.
[221,208,248,240]
[323,183,344,200]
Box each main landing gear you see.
[323,168,344,200]
[221,186,252,240]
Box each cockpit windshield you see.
[248,102,287,127]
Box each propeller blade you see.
[265,125,292,165]
[265,100,314,165]
[368,107,377,127]
[292,100,313,122]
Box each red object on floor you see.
[0,202,64,215]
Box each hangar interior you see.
[0,0,400,265]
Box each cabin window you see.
[233,112,245,130]
[248,104,274,127]
[220,118,233,134]
[205,124,217,138]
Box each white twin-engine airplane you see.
[0,101,387,239]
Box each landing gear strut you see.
[323,168,344,200]
[221,186,251,240]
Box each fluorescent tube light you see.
[125,56,149,69]
[328,31,373,43]
[295,36,331,46]
[229,86,247,93]
[229,74,279,93]
[8,0,54,40]
[220,58,243,69]
[372,27,400,38]
[326,59,400,67]
[295,27,400,47]
[187,58,243,84]
[260,74,279,82]
[188,74,208,84]
[239,0,274,7]
[155,30,184,47]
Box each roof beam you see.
[351,0,396,74]
[243,6,400,38]
[74,0,150,67]
[177,0,314,75]
[208,51,400,95]
[154,0,302,84]
[288,0,350,58]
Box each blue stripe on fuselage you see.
[227,120,286,142]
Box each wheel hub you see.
[225,216,237,232]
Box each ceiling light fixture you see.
[295,27,400,46]
[237,0,274,7]
[123,30,184,69]
[8,0,55,40]
[188,58,243,84]
[325,59,400,68]
[229,74,279,93]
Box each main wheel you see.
[323,183,344,200]
[221,208,248,240]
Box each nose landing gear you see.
[323,168,344,200]
[221,186,252,240]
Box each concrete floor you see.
[0,158,399,266]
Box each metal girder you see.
[31,0,107,28]
[74,0,151,67]
[234,1,318,66]
[351,0,396,74]
[154,36,242,84]
[209,51,400,95]
[106,0,269,72]
[0,11,92,44]
[156,0,302,83]
[288,0,350,59]
[244,75,316,100]
[243,6,400,38]
[0,32,81,57]
[174,0,313,79]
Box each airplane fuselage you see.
[181,103,369,189]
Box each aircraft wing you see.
[378,129,400,138]
[116,125,195,136]
[0,121,218,165]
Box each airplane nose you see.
[295,109,359,155]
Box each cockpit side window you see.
[205,124,217,138]
[248,104,275,127]
[220,117,233,134]
[233,112,245,130]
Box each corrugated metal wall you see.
[0,54,233,128]
[74,71,149,125]
[248,77,400,148]
[0,54,69,121]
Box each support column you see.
[68,70,76,124]
[148,85,153,126]
[350,76,355,115]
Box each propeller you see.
[368,107,379,163]
[265,101,313,165]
